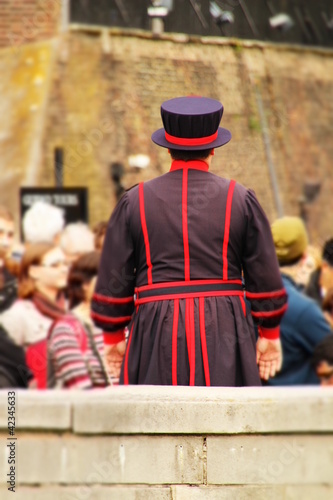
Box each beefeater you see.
[92,96,287,386]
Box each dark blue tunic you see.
[92,160,287,386]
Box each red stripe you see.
[93,293,134,304]
[251,303,288,318]
[123,321,135,385]
[136,279,242,293]
[135,290,243,306]
[170,160,209,172]
[258,326,280,340]
[189,298,195,386]
[172,299,179,386]
[139,183,153,284]
[182,168,190,281]
[185,299,191,370]
[239,296,247,317]
[91,311,132,324]
[165,130,218,146]
[246,289,286,299]
[199,297,210,386]
[222,180,236,280]
[103,330,125,345]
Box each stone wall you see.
[34,29,333,242]
[0,0,62,49]
[1,386,333,499]
[0,26,333,242]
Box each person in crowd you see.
[92,96,287,386]
[306,238,333,308]
[0,206,17,312]
[295,244,321,291]
[60,222,95,264]
[93,220,108,252]
[322,288,333,329]
[0,324,33,388]
[0,243,68,388]
[266,216,332,385]
[311,334,333,386]
[22,201,65,245]
[48,251,112,388]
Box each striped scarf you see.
[32,291,66,320]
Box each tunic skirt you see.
[92,160,287,386]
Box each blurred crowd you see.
[0,201,333,389]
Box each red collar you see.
[170,160,209,172]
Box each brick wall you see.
[1,387,333,499]
[0,27,332,243]
[0,0,61,50]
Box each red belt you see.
[134,279,244,305]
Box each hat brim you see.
[151,127,232,151]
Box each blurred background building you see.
[0,0,332,243]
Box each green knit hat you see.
[271,216,308,265]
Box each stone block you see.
[0,390,72,430]
[0,486,172,500]
[10,434,204,485]
[73,386,333,434]
[207,434,333,485]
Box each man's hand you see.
[256,337,283,381]
[104,340,126,381]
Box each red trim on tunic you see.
[136,279,242,293]
[246,289,286,299]
[93,293,134,304]
[199,297,210,386]
[251,303,288,318]
[189,298,195,386]
[103,330,125,345]
[182,167,190,281]
[91,311,132,324]
[165,131,218,146]
[170,160,209,172]
[222,180,236,280]
[172,299,179,386]
[139,182,153,284]
[185,299,191,375]
[258,326,280,340]
[123,322,135,385]
[135,290,243,305]
[239,295,247,317]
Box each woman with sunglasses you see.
[0,243,68,388]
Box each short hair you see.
[169,148,213,161]
[67,251,100,308]
[23,202,65,244]
[323,239,333,267]
[0,206,14,222]
[311,335,333,369]
[60,222,95,256]
[18,242,54,298]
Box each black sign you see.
[20,187,88,240]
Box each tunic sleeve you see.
[242,189,288,337]
[91,192,135,343]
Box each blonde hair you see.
[18,242,54,298]
[23,201,65,243]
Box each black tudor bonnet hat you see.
[151,96,232,151]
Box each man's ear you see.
[211,149,215,156]
[168,149,170,154]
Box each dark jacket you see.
[0,325,32,388]
[267,274,332,385]
[93,161,287,386]
[0,267,17,313]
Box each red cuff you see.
[103,330,125,345]
[258,326,280,340]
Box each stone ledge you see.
[1,386,333,433]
